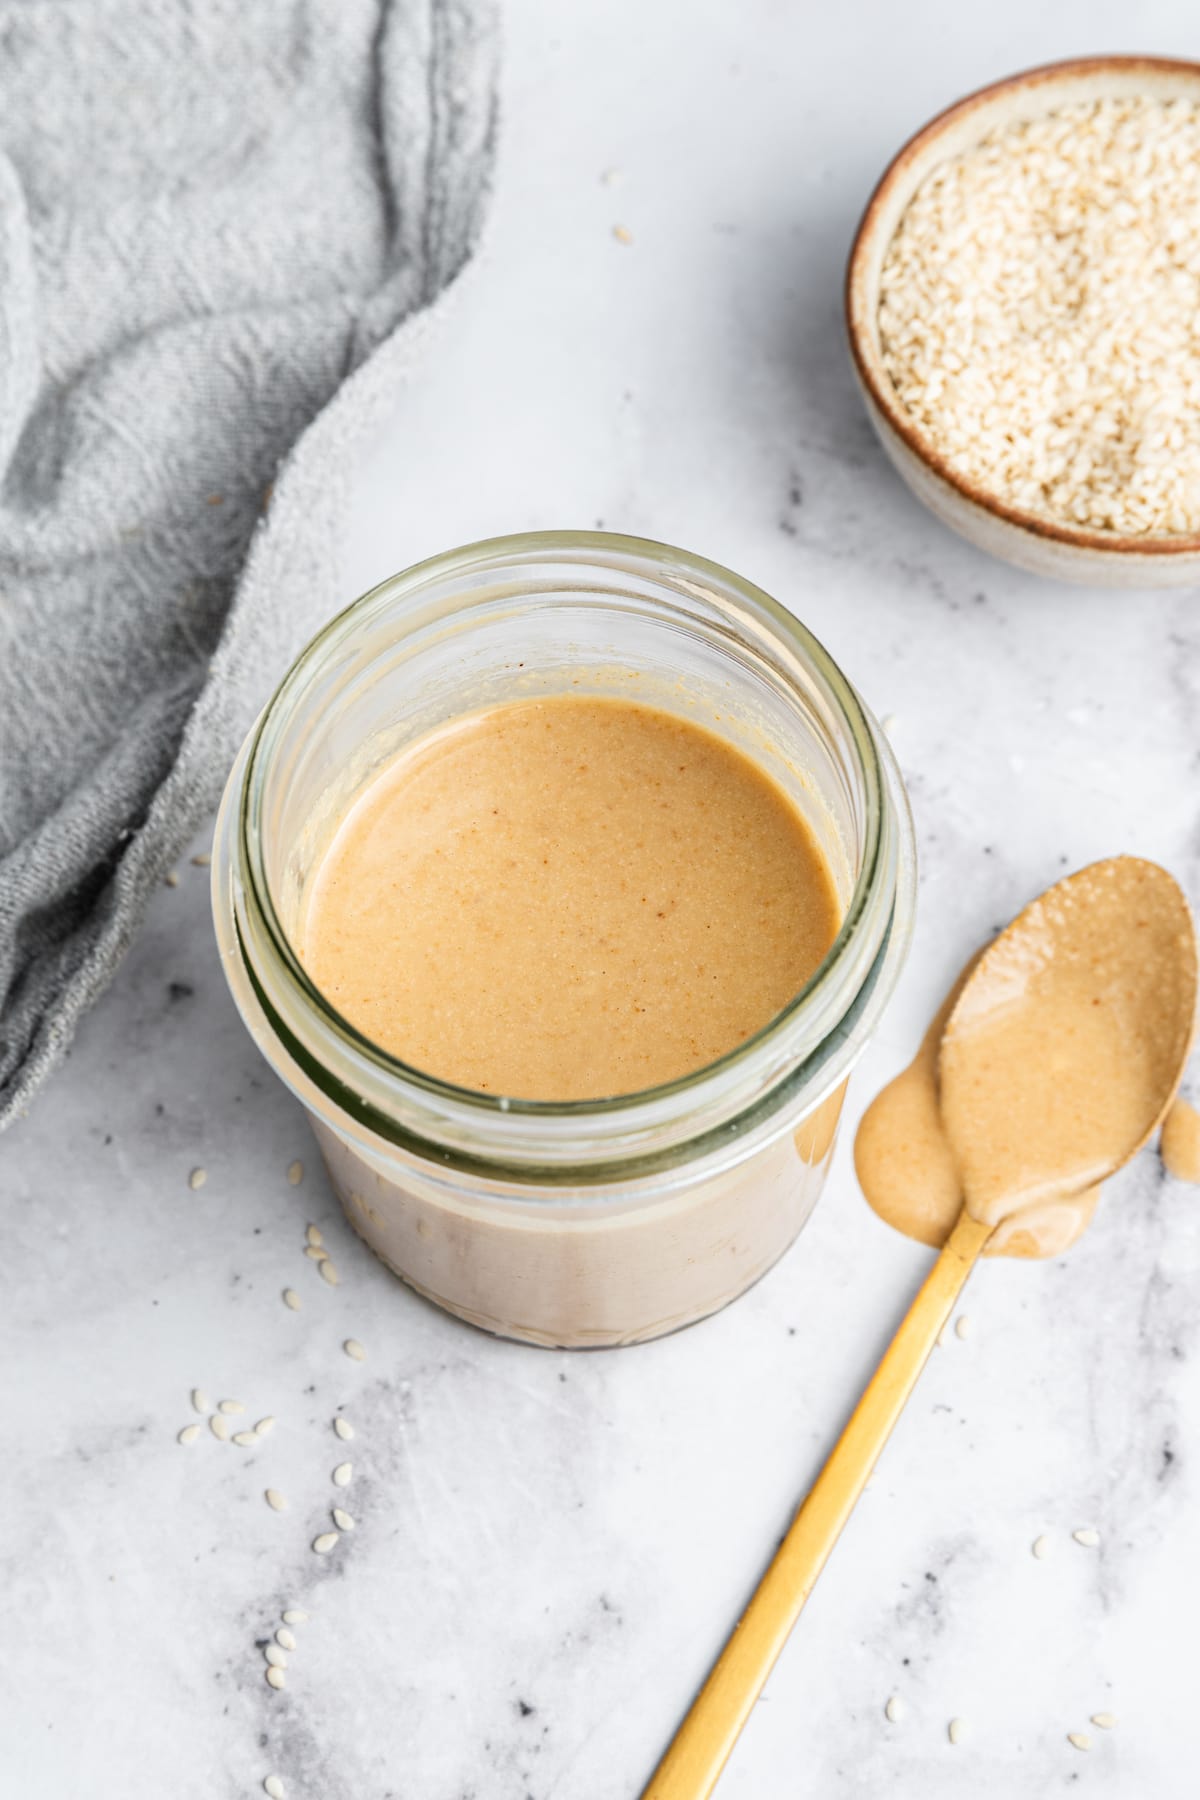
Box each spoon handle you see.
[640,1208,993,1800]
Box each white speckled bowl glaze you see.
[846,55,1200,588]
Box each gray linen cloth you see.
[0,0,498,1127]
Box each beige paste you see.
[299,695,840,1101]
[856,857,1197,1257]
[1161,1097,1200,1183]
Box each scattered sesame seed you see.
[612,224,633,245]
[265,1665,286,1690]
[304,1245,327,1261]
[334,1417,355,1441]
[190,852,211,867]
[318,1259,339,1286]
[177,1424,201,1446]
[333,1508,355,1532]
[282,1610,308,1625]
[276,1627,297,1651]
[1091,1713,1117,1729]
[188,1167,207,1190]
[1073,1527,1101,1548]
[954,1314,972,1341]
[210,1414,229,1442]
[264,1778,286,1800]
[288,1161,305,1187]
[218,1399,245,1415]
[255,1417,275,1437]
[191,1389,210,1415]
[164,870,180,888]
[305,1223,322,1246]
[601,167,622,185]
[332,1463,353,1488]
[936,1322,950,1348]
[885,1695,904,1723]
[264,1644,287,1669]
[343,1338,365,1361]
[1032,1535,1051,1560]
[948,1718,968,1746]
[312,1532,339,1555]
[232,1431,258,1447]
[265,1489,287,1512]
[1067,1732,1091,1752]
[283,1289,301,1311]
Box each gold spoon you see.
[640,857,1196,1800]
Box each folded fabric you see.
[0,0,498,1127]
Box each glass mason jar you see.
[212,532,915,1348]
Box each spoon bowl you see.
[940,857,1197,1224]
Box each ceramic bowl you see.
[845,55,1200,587]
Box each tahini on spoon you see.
[640,857,1197,1800]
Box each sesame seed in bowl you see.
[846,56,1200,586]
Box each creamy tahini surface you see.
[856,857,1197,1258]
[299,695,841,1101]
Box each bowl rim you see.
[845,53,1200,559]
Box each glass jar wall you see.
[212,532,915,1346]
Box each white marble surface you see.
[6,3,1200,1795]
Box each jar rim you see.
[225,530,913,1179]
